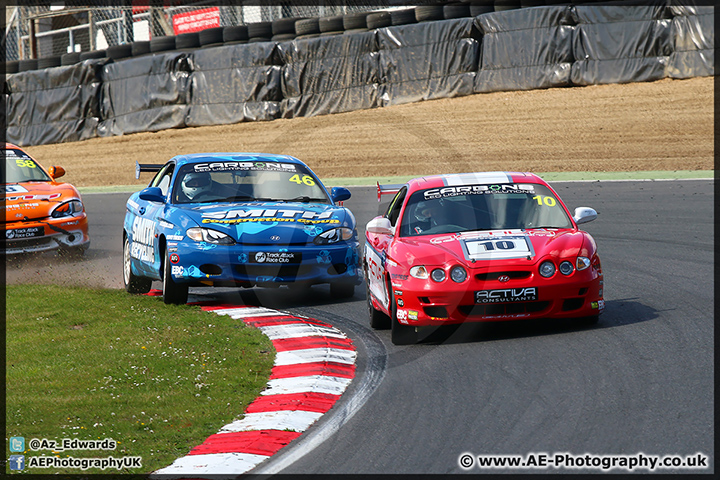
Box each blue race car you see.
[123,153,362,304]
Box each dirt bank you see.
[25,76,713,188]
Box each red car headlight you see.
[576,256,591,271]
[410,266,429,279]
[539,261,556,278]
[450,266,467,283]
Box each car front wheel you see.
[162,250,188,305]
[123,236,151,294]
[366,282,390,330]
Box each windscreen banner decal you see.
[424,183,535,200]
[193,162,297,173]
[202,208,338,225]
[462,234,534,261]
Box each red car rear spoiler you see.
[376,182,404,202]
[135,161,164,179]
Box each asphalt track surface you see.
[7,179,714,474]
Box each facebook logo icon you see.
[9,455,25,471]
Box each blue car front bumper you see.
[168,240,362,287]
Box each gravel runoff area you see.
[23,76,713,188]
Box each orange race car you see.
[3,143,90,255]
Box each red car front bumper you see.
[388,267,604,326]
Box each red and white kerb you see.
[154,306,357,476]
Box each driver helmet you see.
[181,172,212,200]
[414,200,440,222]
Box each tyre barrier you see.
[199,27,224,47]
[444,3,472,20]
[248,21,273,40]
[175,32,201,50]
[366,12,392,30]
[37,55,62,69]
[295,18,321,37]
[343,12,367,31]
[18,59,37,72]
[415,5,445,23]
[79,49,106,60]
[131,41,151,57]
[150,36,176,53]
[61,52,81,65]
[470,3,495,16]
[272,17,298,36]
[6,5,713,147]
[223,25,249,44]
[390,8,418,26]
[494,0,522,12]
[319,15,344,33]
[6,60,19,73]
[107,44,132,60]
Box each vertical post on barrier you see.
[28,17,37,59]
[88,9,96,51]
[123,8,134,43]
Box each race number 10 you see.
[464,236,533,260]
[476,240,515,252]
[532,195,556,207]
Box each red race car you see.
[3,143,90,255]
[364,172,603,345]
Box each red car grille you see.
[474,271,532,281]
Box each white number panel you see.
[462,235,533,260]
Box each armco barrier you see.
[5,59,106,146]
[570,3,673,86]
[186,42,282,126]
[378,17,481,106]
[98,52,193,137]
[4,3,714,147]
[475,5,575,93]
[277,30,381,118]
[666,4,714,79]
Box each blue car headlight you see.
[314,227,354,245]
[51,200,84,218]
[186,227,235,245]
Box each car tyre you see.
[390,284,417,345]
[162,249,188,305]
[123,236,151,294]
[366,282,390,330]
[331,281,355,299]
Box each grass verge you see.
[5,285,275,474]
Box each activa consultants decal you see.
[131,217,155,262]
[475,287,537,304]
[202,208,338,225]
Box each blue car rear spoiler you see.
[136,161,163,179]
